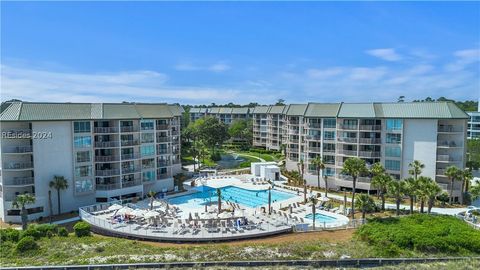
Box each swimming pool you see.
[168,186,295,208]
[304,213,338,223]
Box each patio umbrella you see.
[131,209,147,217]
[116,206,132,215]
[218,212,232,219]
[152,200,163,207]
[144,210,160,219]
[188,212,193,221]
[108,204,122,211]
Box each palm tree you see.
[310,196,318,229]
[12,194,36,230]
[445,166,461,204]
[370,162,386,177]
[424,181,442,214]
[297,159,306,203]
[311,156,326,196]
[147,190,156,210]
[470,181,480,201]
[48,190,53,223]
[387,180,406,216]
[404,177,417,214]
[355,194,375,220]
[408,160,424,207]
[342,157,367,218]
[408,160,425,180]
[461,169,473,194]
[268,187,272,215]
[49,176,68,215]
[417,176,435,213]
[371,173,392,211]
[216,188,222,212]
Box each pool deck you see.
[79,175,350,242]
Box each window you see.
[386,119,403,131]
[386,133,402,144]
[75,165,92,177]
[324,131,336,140]
[141,145,155,156]
[343,119,358,128]
[141,120,154,130]
[323,143,335,151]
[75,179,93,193]
[385,146,401,157]
[74,136,91,148]
[385,160,401,171]
[142,133,155,143]
[76,151,91,163]
[323,119,336,128]
[74,121,91,133]
[325,167,335,176]
[143,171,155,182]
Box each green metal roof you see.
[268,105,287,114]
[0,102,182,121]
[304,103,341,117]
[286,104,308,116]
[252,106,269,114]
[337,103,376,118]
[231,107,250,114]
[373,102,468,119]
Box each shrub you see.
[16,236,38,252]
[34,224,58,237]
[355,214,480,255]
[21,226,42,240]
[210,152,222,161]
[57,227,69,237]
[73,221,91,237]
[0,228,21,242]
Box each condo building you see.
[467,105,480,139]
[0,102,183,223]
[189,107,252,125]
[252,102,468,202]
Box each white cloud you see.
[445,48,480,71]
[306,67,344,79]
[174,61,231,72]
[350,67,387,80]
[0,65,243,104]
[366,48,402,61]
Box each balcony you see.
[358,151,381,158]
[96,182,121,190]
[288,129,299,135]
[156,125,170,130]
[94,141,119,148]
[157,161,171,167]
[323,149,336,154]
[2,145,33,154]
[436,169,446,176]
[156,137,170,143]
[358,138,381,144]
[338,150,357,156]
[338,124,357,130]
[4,177,35,186]
[337,137,358,143]
[94,127,118,133]
[171,130,179,136]
[305,135,322,141]
[337,174,371,183]
[122,179,142,188]
[359,125,381,131]
[438,125,463,133]
[437,155,462,163]
[120,126,140,133]
[157,149,171,155]
[3,162,34,170]
[95,169,120,177]
[121,140,140,147]
[95,155,120,162]
[437,141,462,148]
[307,123,322,129]
[122,167,141,174]
[308,147,322,153]
[121,153,140,161]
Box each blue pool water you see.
[305,213,338,223]
[168,186,295,208]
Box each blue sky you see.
[1,1,479,104]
